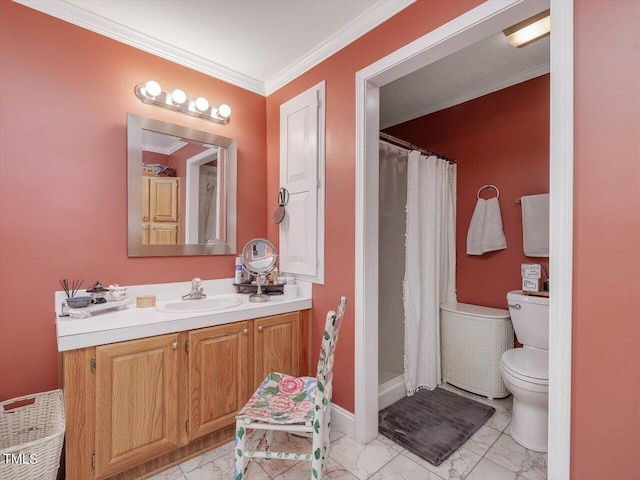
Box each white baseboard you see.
[378,375,407,411]
[330,403,355,439]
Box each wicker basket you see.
[440,303,514,399]
[0,389,65,480]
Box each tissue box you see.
[522,278,541,292]
[521,264,542,279]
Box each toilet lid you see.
[501,348,549,383]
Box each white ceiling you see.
[380,32,550,128]
[15,0,549,122]
[15,0,413,95]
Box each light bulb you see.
[171,89,186,105]
[217,104,231,118]
[145,80,161,97]
[195,97,209,112]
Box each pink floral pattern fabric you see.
[236,372,316,424]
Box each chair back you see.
[314,297,347,414]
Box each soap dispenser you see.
[235,256,243,284]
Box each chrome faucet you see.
[182,278,207,300]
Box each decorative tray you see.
[60,298,132,319]
[233,283,284,295]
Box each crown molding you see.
[13,0,266,95]
[381,61,550,128]
[264,0,416,95]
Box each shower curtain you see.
[379,143,408,385]
[198,166,217,243]
[404,150,457,395]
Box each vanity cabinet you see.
[142,176,180,245]
[188,321,250,441]
[94,334,182,478]
[62,310,310,480]
[253,312,301,387]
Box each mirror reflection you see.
[141,130,226,245]
[128,114,236,257]
[242,238,278,273]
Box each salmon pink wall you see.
[0,1,267,401]
[2,0,638,476]
[265,0,484,412]
[384,75,550,311]
[142,151,169,164]
[266,0,639,476]
[573,1,640,478]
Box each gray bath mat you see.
[378,387,495,466]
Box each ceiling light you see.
[503,9,550,48]
[134,81,231,125]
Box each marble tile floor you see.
[148,385,546,480]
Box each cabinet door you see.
[254,312,300,387]
[150,177,179,223]
[188,322,250,441]
[279,81,325,283]
[150,223,178,244]
[95,334,181,478]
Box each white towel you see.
[482,197,507,253]
[522,194,549,257]
[466,198,486,255]
[466,197,507,255]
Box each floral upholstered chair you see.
[234,296,347,480]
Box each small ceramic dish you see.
[67,296,92,308]
[109,284,128,300]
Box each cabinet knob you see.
[258,326,263,332]
[243,328,249,335]
[172,341,179,350]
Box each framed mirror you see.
[127,114,236,256]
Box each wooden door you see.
[253,313,300,388]
[188,322,250,441]
[94,334,181,478]
[150,177,179,223]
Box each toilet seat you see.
[501,348,548,385]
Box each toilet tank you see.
[507,290,549,350]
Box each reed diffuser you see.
[542,264,549,292]
[59,279,84,298]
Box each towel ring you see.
[477,184,500,199]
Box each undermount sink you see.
[155,296,243,313]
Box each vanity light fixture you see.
[503,9,550,48]
[171,88,187,105]
[134,80,231,125]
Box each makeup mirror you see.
[241,238,278,302]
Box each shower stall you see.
[378,142,408,409]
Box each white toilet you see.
[501,290,549,452]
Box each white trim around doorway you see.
[354,1,573,479]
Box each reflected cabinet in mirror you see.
[127,114,236,256]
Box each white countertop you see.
[55,278,312,351]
